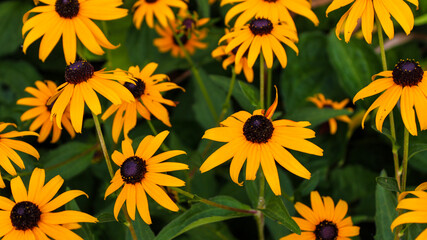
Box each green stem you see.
[256,55,267,240]
[267,68,273,107]
[92,112,114,179]
[147,120,169,151]
[260,54,265,109]
[171,187,258,214]
[377,21,401,190]
[218,67,237,123]
[172,31,218,121]
[401,129,410,192]
[92,113,138,240]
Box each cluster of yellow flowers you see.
[0,0,425,239]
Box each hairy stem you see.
[92,112,138,240]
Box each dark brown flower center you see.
[55,0,79,19]
[249,18,273,36]
[124,78,146,98]
[121,156,147,184]
[145,0,157,3]
[314,220,338,240]
[243,115,274,143]
[65,60,94,84]
[182,18,195,30]
[263,0,278,2]
[392,59,424,87]
[10,201,41,231]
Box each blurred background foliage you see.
[0,0,427,239]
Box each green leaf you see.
[127,215,155,240]
[42,142,96,180]
[97,213,117,223]
[376,177,400,193]
[191,68,226,128]
[238,80,260,108]
[262,196,300,234]
[374,171,398,240]
[286,107,352,128]
[0,1,32,57]
[154,196,252,240]
[281,32,344,114]
[244,179,258,208]
[327,32,381,99]
[210,74,256,112]
[408,143,427,161]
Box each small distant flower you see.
[221,0,319,32]
[22,0,128,64]
[17,80,75,143]
[154,13,208,58]
[391,182,427,239]
[0,123,39,188]
[0,168,97,239]
[212,29,254,83]
[102,63,184,143]
[307,93,352,134]
[200,90,323,195]
[219,18,298,69]
[50,60,134,133]
[281,191,360,240]
[326,0,418,43]
[104,131,188,224]
[133,0,187,29]
[353,59,427,136]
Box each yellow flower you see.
[104,131,188,224]
[391,182,427,239]
[221,0,318,32]
[219,18,298,69]
[353,59,427,136]
[281,191,360,240]
[200,90,323,195]
[307,93,352,134]
[0,168,97,239]
[17,80,75,143]
[0,123,39,188]
[154,13,208,58]
[132,0,188,29]
[326,0,418,43]
[102,63,184,143]
[212,29,254,83]
[50,60,134,133]
[22,0,128,64]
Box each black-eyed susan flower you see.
[353,59,427,136]
[22,0,128,64]
[219,18,298,69]
[391,182,427,239]
[200,91,323,195]
[17,80,75,143]
[0,123,39,188]
[0,168,97,239]
[212,30,254,83]
[104,131,188,224]
[326,0,418,43]
[308,93,352,134]
[50,60,134,133]
[102,63,184,143]
[280,191,360,240]
[221,0,319,32]
[132,0,187,29]
[154,13,208,58]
